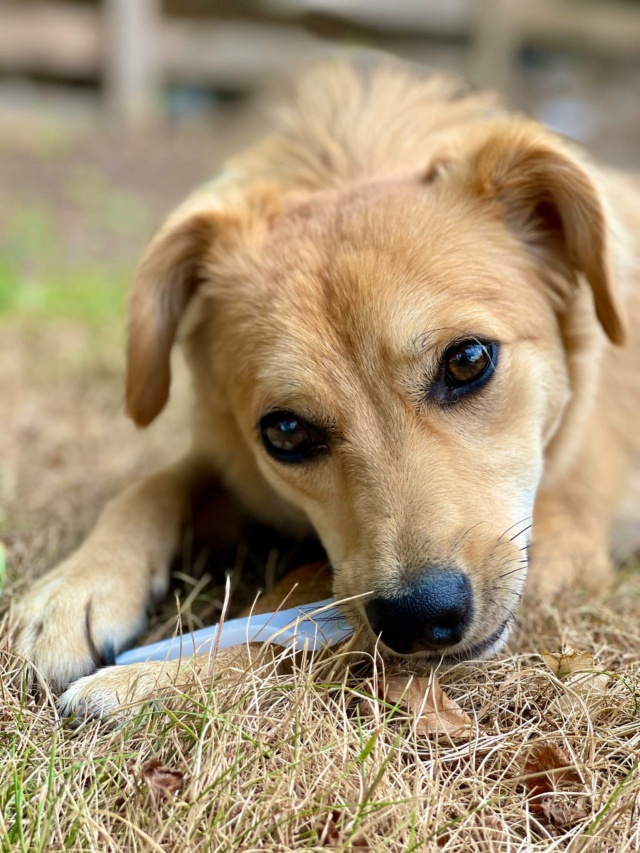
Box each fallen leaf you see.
[383,676,474,741]
[554,671,610,717]
[520,741,587,814]
[540,796,589,827]
[541,646,594,680]
[142,758,185,794]
[541,646,609,716]
[317,809,342,846]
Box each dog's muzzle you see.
[365,568,472,655]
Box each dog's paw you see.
[59,646,269,720]
[58,661,173,720]
[526,548,614,602]
[13,556,162,691]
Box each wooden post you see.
[467,0,523,92]
[103,0,163,126]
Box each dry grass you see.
[2,575,640,852]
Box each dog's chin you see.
[375,618,512,666]
[447,618,512,664]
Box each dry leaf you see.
[540,796,589,827]
[383,676,474,741]
[541,646,594,679]
[142,758,185,794]
[554,671,610,717]
[520,741,587,817]
[317,810,350,847]
[541,646,609,716]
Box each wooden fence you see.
[1,0,639,124]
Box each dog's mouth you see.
[368,616,513,666]
[439,617,512,664]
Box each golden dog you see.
[13,53,640,715]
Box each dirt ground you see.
[2,48,640,852]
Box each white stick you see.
[115,599,354,665]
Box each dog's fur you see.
[13,54,640,715]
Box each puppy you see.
[13,53,640,715]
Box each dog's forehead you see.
[222,179,555,418]
[254,180,533,358]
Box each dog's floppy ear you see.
[471,122,627,345]
[126,184,282,427]
[125,211,219,427]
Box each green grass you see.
[0,196,138,326]
[0,260,128,324]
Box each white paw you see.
[13,555,163,690]
[58,661,172,719]
[59,646,263,720]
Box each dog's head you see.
[125,119,625,662]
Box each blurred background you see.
[2,0,640,617]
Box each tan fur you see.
[12,53,640,714]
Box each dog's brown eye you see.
[259,411,328,464]
[445,341,492,387]
[438,339,498,399]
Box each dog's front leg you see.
[57,564,334,719]
[12,455,216,690]
[528,421,622,600]
[57,644,281,720]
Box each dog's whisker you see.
[498,564,529,580]
[492,589,524,601]
[451,519,491,551]
[507,522,534,543]
[498,515,534,542]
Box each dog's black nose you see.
[365,569,472,654]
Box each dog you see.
[12,53,640,716]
